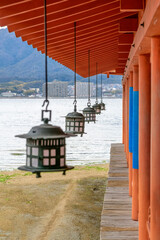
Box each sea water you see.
[0,98,122,170]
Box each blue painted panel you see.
[129,87,133,153]
[132,91,139,169]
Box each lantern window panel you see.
[60,146,65,156]
[70,121,74,126]
[27,147,30,155]
[43,149,49,157]
[75,122,79,127]
[32,147,38,156]
[32,158,38,167]
[26,157,30,166]
[50,158,56,166]
[66,127,70,131]
[75,127,79,132]
[43,158,49,166]
[51,149,56,157]
[60,158,65,167]
[80,122,83,126]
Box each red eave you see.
[0,0,141,77]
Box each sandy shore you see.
[0,164,108,240]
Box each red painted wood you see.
[139,54,151,240]
[150,37,160,240]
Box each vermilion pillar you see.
[124,81,126,151]
[125,80,128,154]
[123,84,125,144]
[132,65,139,221]
[129,71,133,196]
[150,37,160,240]
[127,78,129,165]
[139,54,151,240]
[125,79,129,165]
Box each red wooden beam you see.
[27,24,118,46]
[31,27,118,49]
[119,33,134,45]
[9,4,120,35]
[120,0,143,12]
[115,68,124,74]
[42,34,119,53]
[119,17,138,33]
[0,0,31,8]
[21,12,134,42]
[48,43,118,59]
[118,53,129,59]
[118,44,131,52]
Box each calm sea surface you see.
[0,98,122,170]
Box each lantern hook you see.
[87,101,91,107]
[42,99,51,122]
[73,99,77,112]
[42,99,49,111]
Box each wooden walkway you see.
[100,143,138,240]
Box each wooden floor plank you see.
[100,143,138,240]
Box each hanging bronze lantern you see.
[99,102,105,110]
[92,62,101,114]
[83,105,96,123]
[15,0,75,178]
[83,50,96,123]
[92,102,101,114]
[65,111,85,136]
[16,113,74,178]
[99,73,106,110]
[65,22,85,136]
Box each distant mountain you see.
[0,28,122,84]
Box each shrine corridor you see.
[100,143,138,240]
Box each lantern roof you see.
[92,103,101,108]
[83,106,95,113]
[66,111,84,119]
[100,102,105,106]
[15,122,75,139]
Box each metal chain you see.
[74,22,77,112]
[101,72,102,102]
[96,62,98,103]
[87,50,91,107]
[41,0,51,122]
[42,0,50,111]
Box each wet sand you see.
[0,164,108,240]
